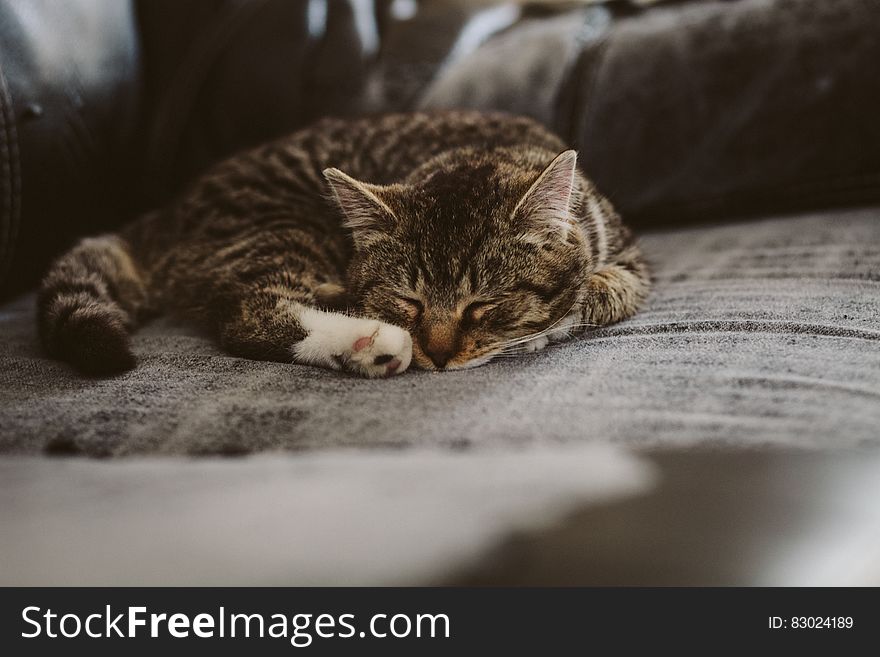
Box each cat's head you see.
[325,148,589,370]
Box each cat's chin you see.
[446,354,498,371]
[413,352,499,372]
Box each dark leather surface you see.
[0,0,142,299]
[135,0,382,204]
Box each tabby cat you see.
[38,111,649,377]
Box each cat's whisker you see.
[490,301,580,351]
[488,318,607,358]
[551,321,603,332]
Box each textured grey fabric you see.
[1,206,878,456]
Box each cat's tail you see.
[38,233,151,375]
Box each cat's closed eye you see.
[398,297,424,319]
[463,301,494,324]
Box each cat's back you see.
[263,110,568,184]
[156,110,569,252]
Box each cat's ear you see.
[323,168,396,236]
[513,150,578,242]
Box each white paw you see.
[521,335,550,353]
[343,321,413,378]
[293,307,412,378]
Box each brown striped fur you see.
[38,111,649,376]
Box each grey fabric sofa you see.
[2,0,878,455]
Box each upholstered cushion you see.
[2,204,877,455]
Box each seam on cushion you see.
[0,62,22,289]
[583,320,880,342]
[556,14,612,154]
[653,270,880,290]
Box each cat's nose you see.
[422,341,454,369]
[421,320,457,369]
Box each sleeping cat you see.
[38,111,649,377]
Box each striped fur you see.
[38,111,649,376]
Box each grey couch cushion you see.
[1,205,878,456]
[417,0,880,224]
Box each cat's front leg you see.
[292,306,412,378]
[521,248,650,353]
[580,249,650,328]
[218,285,411,377]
